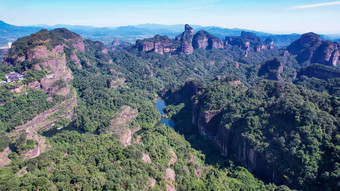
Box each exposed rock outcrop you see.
[264,37,275,49]
[136,24,224,55]
[0,28,116,166]
[111,39,120,50]
[142,152,151,163]
[311,41,339,67]
[225,31,275,56]
[136,35,180,54]
[192,101,287,185]
[287,32,339,66]
[110,39,129,51]
[216,125,286,185]
[297,64,340,79]
[189,80,287,185]
[0,147,11,167]
[175,24,194,54]
[100,106,138,146]
[193,30,224,49]
[0,28,106,163]
[259,58,284,82]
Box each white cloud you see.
[186,5,214,11]
[289,1,340,10]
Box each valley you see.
[0,23,338,191]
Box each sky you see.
[0,0,339,34]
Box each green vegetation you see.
[23,69,45,84]
[164,103,184,118]
[0,126,283,191]
[0,133,9,152]
[294,76,340,96]
[12,133,36,153]
[183,80,339,190]
[0,28,339,190]
[0,90,57,131]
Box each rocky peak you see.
[193,30,223,49]
[110,39,120,50]
[287,32,339,66]
[136,35,180,54]
[240,32,262,47]
[112,39,120,46]
[135,24,228,55]
[225,31,273,56]
[175,24,194,54]
[287,32,322,55]
[185,24,193,34]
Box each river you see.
[155,98,175,128]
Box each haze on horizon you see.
[0,0,340,34]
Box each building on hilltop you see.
[5,72,24,83]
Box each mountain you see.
[182,79,339,189]
[0,21,43,44]
[0,27,295,191]
[0,20,310,47]
[287,32,339,66]
[136,25,275,56]
[0,25,339,191]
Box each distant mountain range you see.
[0,20,339,47]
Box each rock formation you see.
[0,28,113,163]
[311,41,339,67]
[264,37,275,49]
[225,31,275,56]
[100,106,139,146]
[287,32,339,66]
[175,24,194,54]
[111,39,120,50]
[193,30,224,49]
[297,64,340,79]
[259,58,284,82]
[136,24,223,55]
[110,39,129,51]
[188,80,287,185]
[136,35,180,54]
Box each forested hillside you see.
[0,26,339,190]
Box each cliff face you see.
[216,126,286,184]
[297,64,340,79]
[110,39,120,50]
[311,41,339,67]
[136,25,223,55]
[175,24,194,54]
[136,35,180,54]
[191,98,286,185]
[193,30,224,50]
[189,80,287,186]
[287,32,339,66]
[0,28,113,162]
[226,32,275,57]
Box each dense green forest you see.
[163,78,339,190]
[0,125,292,191]
[0,28,339,190]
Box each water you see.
[42,98,174,137]
[155,98,175,128]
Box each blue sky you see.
[0,0,339,34]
